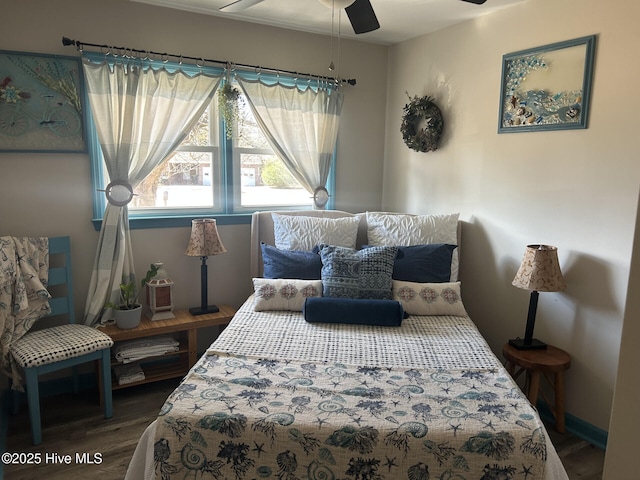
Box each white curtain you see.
[237,78,343,206]
[82,58,221,326]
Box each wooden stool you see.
[503,343,571,433]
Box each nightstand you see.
[503,343,571,433]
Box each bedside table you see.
[98,305,236,394]
[503,343,571,433]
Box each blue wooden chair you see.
[10,236,113,445]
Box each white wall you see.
[383,0,640,430]
[2,0,635,437]
[0,0,387,385]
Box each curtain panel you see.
[237,78,343,208]
[81,56,221,326]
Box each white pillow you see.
[272,213,360,251]
[253,278,323,311]
[366,212,460,280]
[393,280,467,317]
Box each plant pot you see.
[114,304,142,329]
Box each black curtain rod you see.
[62,37,356,86]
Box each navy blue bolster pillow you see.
[303,297,404,327]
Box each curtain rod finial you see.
[62,37,75,46]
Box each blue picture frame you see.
[498,35,596,133]
[0,50,86,153]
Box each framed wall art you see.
[498,35,596,133]
[0,50,86,152]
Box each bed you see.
[125,210,568,480]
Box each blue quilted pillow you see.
[363,243,457,282]
[261,243,322,279]
[393,244,457,282]
[319,245,398,299]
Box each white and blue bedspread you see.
[126,297,568,480]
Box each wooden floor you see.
[3,379,606,480]
[3,381,173,480]
[545,424,606,480]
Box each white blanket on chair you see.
[0,237,50,389]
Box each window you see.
[230,87,312,210]
[88,71,335,229]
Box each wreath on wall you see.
[400,93,444,153]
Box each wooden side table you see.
[503,343,571,433]
[98,305,236,395]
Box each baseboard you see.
[537,401,608,450]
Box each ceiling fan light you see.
[318,0,356,9]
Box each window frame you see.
[85,56,337,230]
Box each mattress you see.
[125,297,569,480]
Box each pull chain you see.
[329,0,335,71]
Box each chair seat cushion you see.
[11,324,114,368]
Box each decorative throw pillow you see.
[261,243,322,279]
[393,280,467,316]
[394,244,457,282]
[366,212,460,281]
[253,278,323,311]
[319,245,397,300]
[303,297,404,327]
[272,213,360,251]
[363,243,456,283]
[366,212,459,245]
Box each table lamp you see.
[510,244,566,350]
[185,219,227,315]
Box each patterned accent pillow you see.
[261,243,322,279]
[272,213,360,251]
[393,280,467,316]
[319,245,398,300]
[253,278,323,311]
[366,212,460,281]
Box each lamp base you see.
[189,305,220,316]
[508,337,548,350]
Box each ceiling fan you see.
[220,0,487,35]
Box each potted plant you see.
[218,82,242,139]
[107,264,159,329]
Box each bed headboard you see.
[249,210,461,279]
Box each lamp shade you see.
[185,219,227,257]
[512,244,566,292]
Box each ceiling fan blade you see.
[220,0,264,12]
[345,0,380,34]
[459,0,487,4]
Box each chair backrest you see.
[46,236,75,324]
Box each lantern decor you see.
[145,262,175,321]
